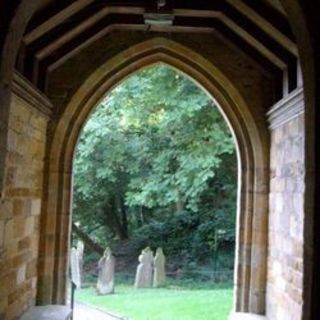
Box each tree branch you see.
[72,223,104,255]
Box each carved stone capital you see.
[267,87,304,129]
[12,71,53,118]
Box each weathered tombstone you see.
[96,247,116,295]
[76,240,85,286]
[153,247,166,287]
[134,247,153,288]
[70,247,81,289]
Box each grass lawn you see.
[75,282,233,320]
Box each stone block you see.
[290,216,303,241]
[7,129,18,152]
[31,128,46,143]
[5,166,17,187]
[30,235,39,259]
[0,220,4,247]
[293,193,304,216]
[16,264,26,285]
[26,259,37,279]
[285,177,296,192]
[285,283,302,304]
[31,277,37,289]
[13,216,26,238]
[0,199,13,220]
[31,199,41,216]
[11,251,31,269]
[29,114,47,132]
[4,219,14,246]
[24,216,35,236]
[23,200,32,217]
[0,296,8,320]
[13,199,24,216]
[18,236,31,251]
[20,305,72,320]
[274,193,283,213]
[287,118,300,138]
[0,271,17,295]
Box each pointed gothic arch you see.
[37,37,269,317]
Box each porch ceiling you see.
[15,0,297,94]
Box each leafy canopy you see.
[73,64,237,265]
[74,64,234,211]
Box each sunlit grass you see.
[75,282,233,320]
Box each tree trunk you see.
[114,194,128,240]
[120,197,129,239]
[101,199,126,240]
[72,223,104,255]
[139,206,145,226]
[176,192,185,213]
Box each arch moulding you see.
[38,37,269,317]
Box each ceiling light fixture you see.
[144,0,174,26]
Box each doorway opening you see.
[70,63,237,319]
[38,38,269,317]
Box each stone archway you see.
[0,0,43,192]
[38,37,269,317]
[0,2,318,319]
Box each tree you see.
[73,64,237,265]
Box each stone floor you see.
[73,303,127,320]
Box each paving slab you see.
[20,305,71,320]
[73,302,127,320]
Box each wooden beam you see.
[41,24,214,91]
[42,24,146,91]
[263,0,287,15]
[242,0,294,40]
[23,0,95,44]
[173,9,221,18]
[220,14,285,68]
[40,22,282,94]
[23,6,291,89]
[174,12,287,70]
[39,14,286,90]
[28,8,293,87]
[225,0,297,56]
[33,7,145,60]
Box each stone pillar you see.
[0,72,52,319]
[266,87,305,320]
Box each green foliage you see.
[73,63,237,266]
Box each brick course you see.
[0,93,48,319]
[267,90,305,320]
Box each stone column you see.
[266,87,305,320]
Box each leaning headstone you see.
[70,247,81,289]
[153,247,166,287]
[97,247,116,295]
[134,247,153,288]
[76,240,85,286]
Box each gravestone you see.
[70,247,81,289]
[153,247,166,287]
[97,247,116,295]
[77,240,85,286]
[134,246,153,288]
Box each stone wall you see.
[0,73,51,319]
[267,88,305,320]
[45,35,273,311]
